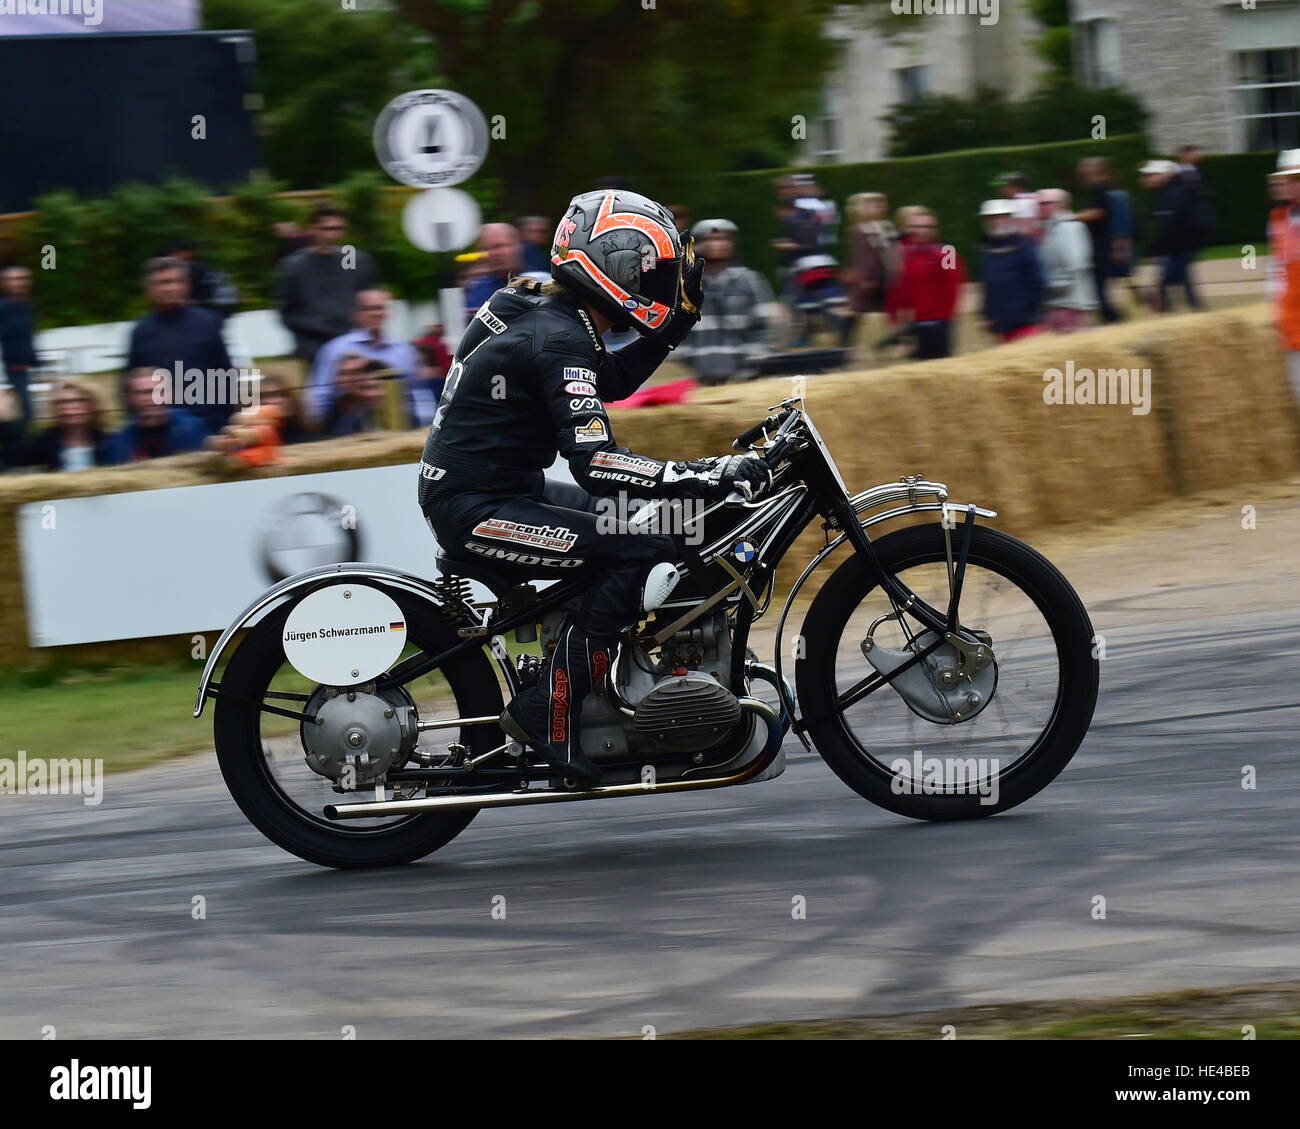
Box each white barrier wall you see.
[17,459,575,647]
[28,299,450,375]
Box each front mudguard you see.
[771,478,997,749]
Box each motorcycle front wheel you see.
[797,522,1099,820]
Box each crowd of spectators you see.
[0,148,1291,473]
[0,201,456,473]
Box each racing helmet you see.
[550,189,688,339]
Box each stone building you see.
[812,2,1048,163]
[1072,0,1300,153]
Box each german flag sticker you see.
[390,621,405,632]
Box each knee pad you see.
[641,560,681,613]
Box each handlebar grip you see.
[733,418,776,452]
[734,406,796,452]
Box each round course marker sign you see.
[402,187,482,253]
[373,89,489,188]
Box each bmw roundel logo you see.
[259,492,361,582]
[622,298,639,310]
[733,540,756,563]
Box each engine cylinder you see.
[632,673,741,753]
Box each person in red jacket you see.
[884,209,968,359]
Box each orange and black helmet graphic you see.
[550,189,685,340]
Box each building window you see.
[896,66,929,104]
[812,114,841,160]
[1080,18,1120,87]
[1227,1,1300,151]
[1233,47,1300,151]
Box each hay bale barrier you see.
[1,306,1296,670]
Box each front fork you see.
[832,495,980,641]
[823,495,996,708]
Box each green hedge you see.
[646,136,1279,282]
[10,172,501,327]
[648,135,1149,281]
[3,137,1283,326]
[1197,151,1281,250]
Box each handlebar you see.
[734,405,802,470]
[735,406,799,448]
[732,417,779,453]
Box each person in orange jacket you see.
[1267,150,1300,407]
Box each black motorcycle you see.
[196,398,1099,868]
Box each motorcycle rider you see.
[418,189,771,789]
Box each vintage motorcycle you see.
[196,398,1099,869]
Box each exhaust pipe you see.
[324,698,783,820]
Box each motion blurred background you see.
[1,0,1299,1042]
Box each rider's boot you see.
[500,622,606,789]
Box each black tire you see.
[214,587,504,868]
[797,523,1098,820]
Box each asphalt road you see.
[2,571,1298,1039]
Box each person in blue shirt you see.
[0,266,38,431]
[978,199,1044,343]
[305,289,433,426]
[462,223,524,313]
[124,257,236,435]
[108,368,208,464]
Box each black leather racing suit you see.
[418,280,723,636]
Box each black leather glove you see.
[666,454,771,501]
[713,453,771,501]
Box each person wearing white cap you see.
[977,199,1044,342]
[1267,150,1300,406]
[1138,158,1205,313]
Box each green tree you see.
[203,0,438,187]
[206,0,858,212]
[392,0,862,210]
[1026,0,1072,79]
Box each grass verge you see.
[671,983,1300,1039]
[0,658,214,774]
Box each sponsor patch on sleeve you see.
[591,450,662,477]
[475,305,508,334]
[563,367,597,384]
[574,417,609,444]
[564,379,598,396]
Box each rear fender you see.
[192,563,509,717]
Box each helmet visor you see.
[631,251,682,310]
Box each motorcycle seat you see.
[434,550,523,596]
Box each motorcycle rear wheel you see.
[214,587,504,868]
